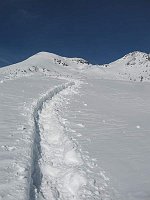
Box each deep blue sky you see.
[0,0,150,67]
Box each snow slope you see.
[64,79,150,200]
[0,51,150,200]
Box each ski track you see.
[28,81,112,200]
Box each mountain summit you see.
[88,51,150,82]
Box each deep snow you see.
[0,51,150,200]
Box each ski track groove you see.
[29,82,75,199]
[29,81,112,200]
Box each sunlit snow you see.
[0,51,150,200]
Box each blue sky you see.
[0,0,150,67]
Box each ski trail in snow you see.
[29,81,112,200]
[28,82,75,199]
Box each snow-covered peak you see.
[87,51,150,82]
[33,51,66,60]
[0,51,91,83]
[28,51,90,66]
[25,51,91,71]
[123,51,148,59]
[109,51,149,66]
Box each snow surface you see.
[0,51,150,200]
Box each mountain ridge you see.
[0,50,150,82]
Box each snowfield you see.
[0,51,150,200]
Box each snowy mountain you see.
[0,51,150,200]
[1,51,150,83]
[0,52,91,84]
[88,51,150,82]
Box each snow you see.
[0,51,150,200]
[0,75,65,200]
[86,51,150,82]
[64,78,150,200]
